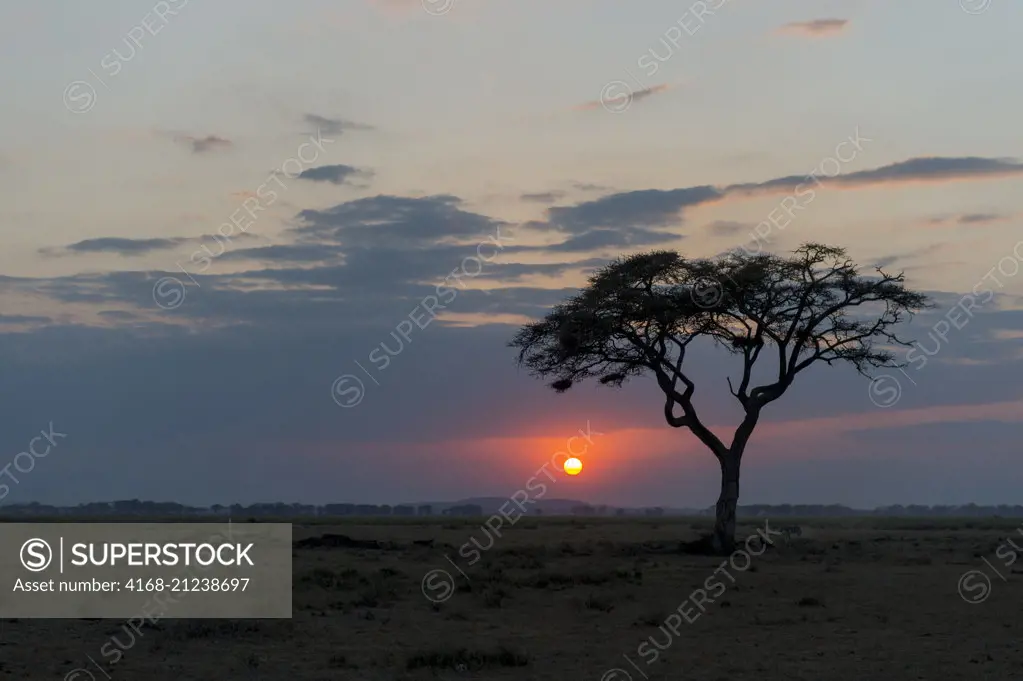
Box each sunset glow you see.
[563,457,583,476]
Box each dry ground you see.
[2,516,1021,680]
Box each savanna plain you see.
[2,516,1020,680]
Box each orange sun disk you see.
[563,457,583,475]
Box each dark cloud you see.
[0,314,51,325]
[870,243,947,269]
[545,186,722,232]
[926,213,1010,226]
[519,158,1022,241]
[521,191,566,204]
[45,237,190,257]
[576,84,670,111]
[172,134,233,153]
[217,244,344,264]
[723,157,1023,196]
[297,164,374,186]
[541,228,679,252]
[43,232,261,258]
[9,164,1023,508]
[1,294,1022,506]
[959,213,1008,224]
[97,310,141,321]
[303,114,374,136]
[838,157,1023,186]
[292,195,509,248]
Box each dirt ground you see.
[2,516,1021,680]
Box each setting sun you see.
[563,457,583,475]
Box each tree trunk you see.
[712,455,740,554]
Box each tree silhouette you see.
[511,243,930,553]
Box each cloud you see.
[726,157,1023,196]
[44,237,190,257]
[512,156,1023,256]
[292,194,509,248]
[545,186,722,232]
[870,243,947,269]
[297,164,374,186]
[960,213,1006,224]
[303,114,374,136]
[576,84,671,111]
[572,182,614,193]
[777,19,849,37]
[217,244,344,264]
[839,157,1023,186]
[521,191,566,204]
[8,172,1023,508]
[2,294,1023,507]
[0,314,50,325]
[97,310,141,321]
[172,134,233,153]
[928,212,1012,226]
[41,233,262,258]
[511,228,680,254]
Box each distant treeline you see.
[2,500,1023,517]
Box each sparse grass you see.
[635,610,667,627]
[168,621,261,641]
[482,586,509,608]
[514,567,638,589]
[583,593,614,612]
[328,654,357,669]
[299,567,365,590]
[405,646,529,671]
[2,516,1019,681]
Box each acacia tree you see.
[510,243,929,553]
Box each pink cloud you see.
[777,19,850,37]
[575,83,672,112]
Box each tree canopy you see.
[513,243,929,425]
[511,243,930,552]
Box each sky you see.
[1,0,1022,509]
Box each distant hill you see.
[424,497,600,515]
